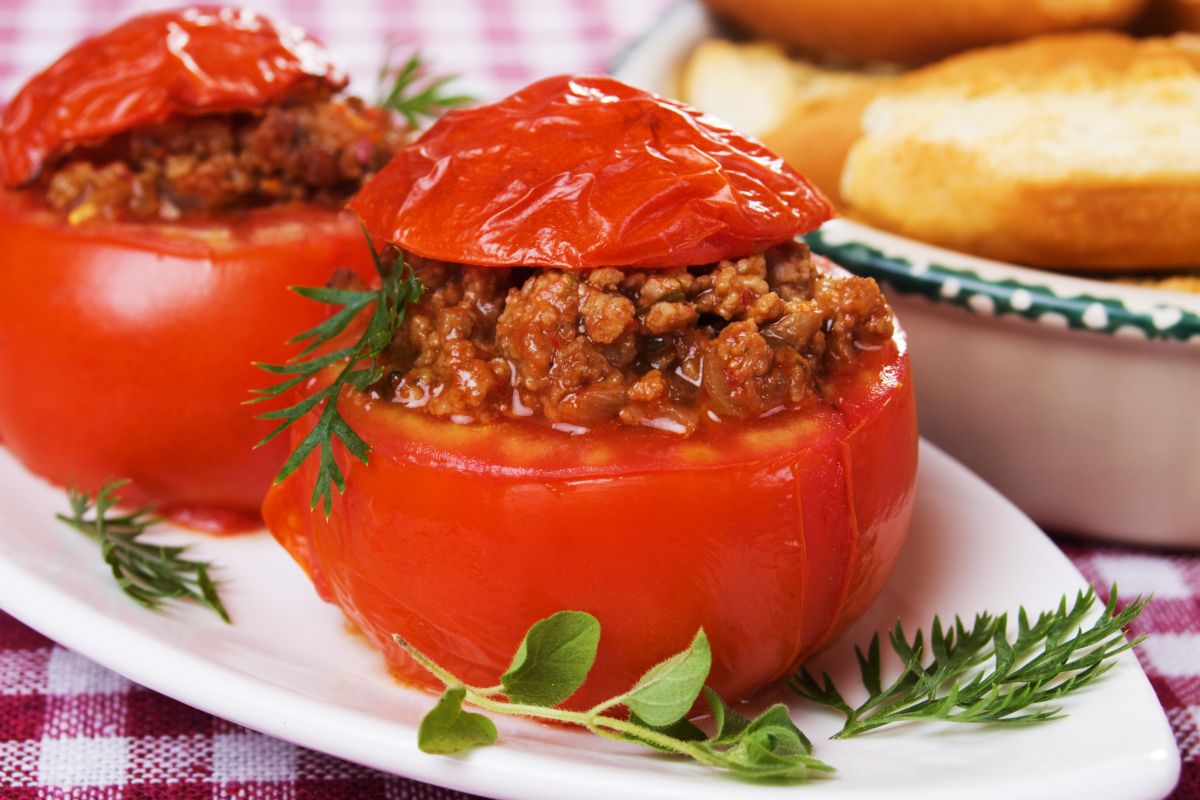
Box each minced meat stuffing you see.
[372,242,895,433]
[39,91,403,223]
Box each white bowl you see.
[614,1,1200,548]
[810,221,1200,548]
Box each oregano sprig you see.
[396,611,832,781]
[251,231,423,514]
[56,481,230,623]
[790,586,1147,738]
[377,50,473,128]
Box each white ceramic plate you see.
[611,0,1200,548]
[0,443,1180,800]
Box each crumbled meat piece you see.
[746,291,786,325]
[542,339,628,425]
[628,369,667,403]
[637,272,694,305]
[775,348,817,405]
[702,321,785,418]
[767,248,818,301]
[641,301,698,335]
[426,337,505,419]
[495,271,582,395]
[586,268,625,291]
[580,284,636,345]
[763,299,825,352]
[813,275,895,367]
[694,254,771,320]
[375,242,895,431]
[37,94,404,222]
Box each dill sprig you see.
[377,50,473,128]
[789,586,1147,738]
[251,232,423,514]
[56,481,230,623]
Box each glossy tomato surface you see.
[349,74,832,270]
[0,192,374,525]
[0,6,345,187]
[263,301,917,707]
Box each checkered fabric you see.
[0,627,461,799]
[3,554,1197,799]
[0,0,1196,798]
[1062,543,1200,799]
[0,0,671,107]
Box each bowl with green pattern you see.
[807,219,1200,547]
[609,0,1200,545]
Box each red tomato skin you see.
[0,192,374,519]
[349,74,833,270]
[0,7,346,187]
[829,364,920,643]
[263,333,916,707]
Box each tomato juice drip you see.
[161,504,265,536]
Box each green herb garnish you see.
[790,586,1147,738]
[56,481,230,623]
[402,590,1146,776]
[396,611,832,781]
[377,50,473,128]
[251,233,423,514]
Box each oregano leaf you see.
[719,728,823,779]
[417,686,498,755]
[622,629,710,727]
[501,610,600,707]
[704,686,751,744]
[625,711,707,752]
[394,616,832,780]
[744,704,813,754]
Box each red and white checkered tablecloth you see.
[0,1,1197,798]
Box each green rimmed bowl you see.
[612,1,1200,546]
[808,224,1200,344]
[809,219,1200,547]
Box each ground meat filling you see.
[376,242,895,434]
[39,90,403,223]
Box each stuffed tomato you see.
[263,75,918,706]
[0,7,406,526]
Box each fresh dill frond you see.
[57,481,230,623]
[790,586,1147,738]
[251,231,422,514]
[377,49,473,128]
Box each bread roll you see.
[701,0,1149,66]
[680,40,892,206]
[1118,274,1200,292]
[842,33,1200,270]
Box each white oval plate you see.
[0,442,1179,799]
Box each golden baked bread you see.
[1117,273,1200,292]
[841,33,1200,270]
[679,40,893,206]
[701,0,1149,66]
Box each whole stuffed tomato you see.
[263,75,918,707]
[0,7,408,528]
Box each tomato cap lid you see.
[0,6,347,188]
[349,74,833,269]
